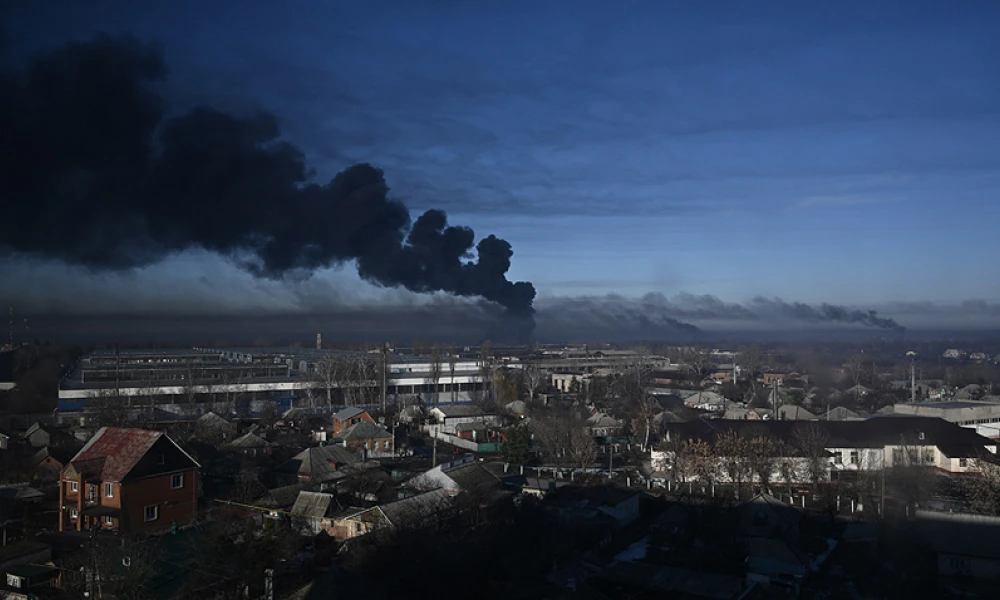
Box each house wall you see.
[344,436,392,454]
[828,448,885,471]
[120,470,198,534]
[329,517,377,541]
[333,411,375,436]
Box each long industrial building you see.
[57,347,493,423]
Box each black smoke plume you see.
[0,35,535,318]
[749,297,905,333]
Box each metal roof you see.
[290,491,335,519]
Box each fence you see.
[426,429,504,454]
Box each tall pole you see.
[910,357,916,403]
[381,342,388,415]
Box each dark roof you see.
[69,427,197,482]
[331,407,367,422]
[5,564,58,579]
[340,422,391,441]
[257,484,307,509]
[441,462,502,491]
[276,445,360,482]
[543,484,637,510]
[937,444,983,459]
[0,539,49,564]
[915,512,1000,560]
[378,489,453,527]
[433,405,486,418]
[0,485,44,502]
[291,491,335,519]
[224,432,271,449]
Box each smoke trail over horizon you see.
[0,34,535,318]
[545,293,906,334]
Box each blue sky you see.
[4,1,1000,329]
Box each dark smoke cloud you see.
[748,297,905,333]
[536,295,702,340]
[0,34,535,317]
[537,293,906,334]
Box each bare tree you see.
[964,454,1000,515]
[715,430,752,498]
[448,347,458,403]
[428,344,444,406]
[684,347,713,381]
[64,535,160,600]
[531,411,593,469]
[680,438,716,484]
[479,340,494,401]
[745,432,779,493]
[567,425,598,472]
[520,362,544,406]
[791,423,831,485]
[89,388,133,428]
[313,354,344,408]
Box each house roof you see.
[290,491,335,519]
[340,421,392,441]
[0,485,44,502]
[542,485,637,511]
[431,405,486,418]
[331,407,366,422]
[24,422,46,437]
[277,445,360,482]
[68,427,197,482]
[586,412,621,428]
[823,406,861,420]
[256,483,306,509]
[378,489,453,528]
[777,405,818,421]
[225,432,270,449]
[196,412,234,430]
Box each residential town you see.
[1,340,1000,598]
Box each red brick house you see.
[331,407,375,437]
[340,422,394,457]
[59,427,200,534]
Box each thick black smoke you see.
[0,35,535,317]
[749,297,905,333]
[540,293,906,334]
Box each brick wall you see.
[120,470,198,534]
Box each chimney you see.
[316,332,322,350]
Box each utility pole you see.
[381,342,388,414]
[432,436,438,468]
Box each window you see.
[354,522,362,534]
[6,574,20,589]
[104,516,114,527]
[850,451,859,465]
[69,481,79,493]
[105,482,114,498]
[833,452,843,465]
[70,508,78,518]
[171,473,184,489]
[157,454,166,465]
[960,458,968,468]
[144,505,159,522]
